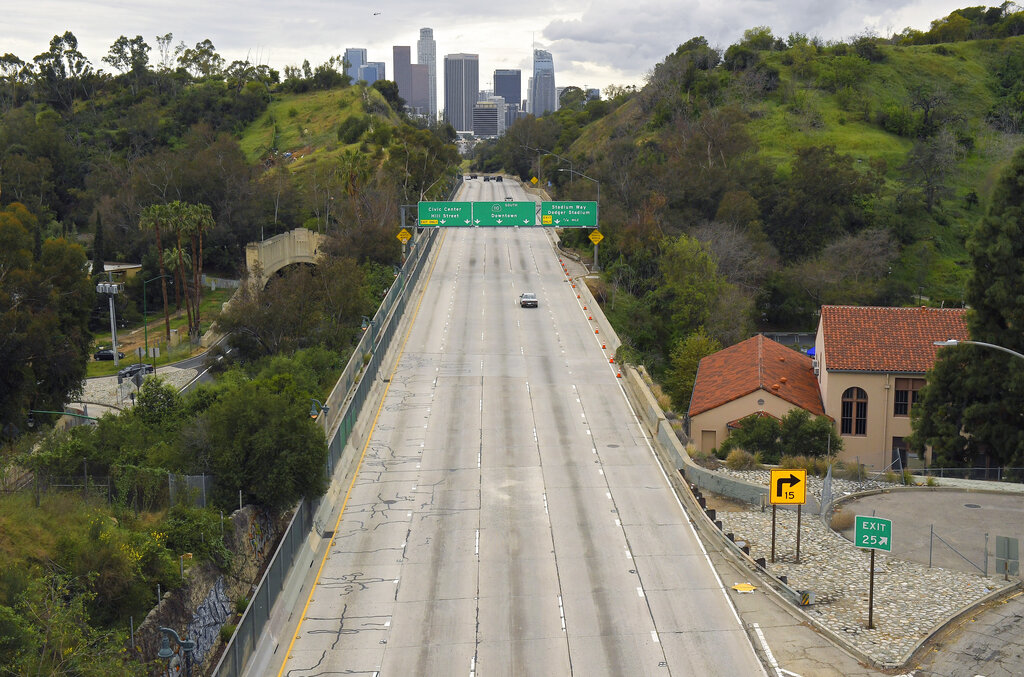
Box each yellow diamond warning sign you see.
[396,228,411,243]
[588,230,604,245]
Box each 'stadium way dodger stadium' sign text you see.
[418,201,597,228]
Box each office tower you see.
[531,49,556,116]
[494,69,521,112]
[369,61,385,79]
[443,53,479,132]
[526,76,533,113]
[586,88,601,101]
[344,48,366,82]
[358,63,380,84]
[393,46,411,106]
[410,63,429,114]
[417,28,437,120]
[473,97,505,137]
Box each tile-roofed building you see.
[814,305,970,471]
[819,305,969,373]
[688,335,825,453]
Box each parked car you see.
[519,292,538,308]
[118,363,155,380]
[94,347,125,361]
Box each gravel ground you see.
[712,469,1013,666]
[79,366,198,409]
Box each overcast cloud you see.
[4,0,968,106]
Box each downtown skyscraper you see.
[443,53,479,132]
[417,28,437,120]
[531,49,556,116]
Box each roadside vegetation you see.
[474,6,1024,430]
[0,32,459,672]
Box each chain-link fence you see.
[169,473,215,508]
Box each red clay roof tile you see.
[688,335,825,418]
[820,305,969,373]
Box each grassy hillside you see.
[239,85,401,167]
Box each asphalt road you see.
[270,178,766,676]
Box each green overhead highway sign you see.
[541,201,598,227]
[418,202,473,226]
[854,515,892,552]
[472,201,536,226]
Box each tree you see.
[372,79,405,110]
[138,204,173,341]
[719,413,781,461]
[32,32,93,110]
[176,39,224,79]
[165,201,214,342]
[102,35,150,95]
[911,147,1024,467]
[778,408,842,457]
[664,328,721,412]
[0,203,92,432]
[198,378,328,511]
[902,128,960,211]
[657,234,723,345]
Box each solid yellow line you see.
[276,230,447,676]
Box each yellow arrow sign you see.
[769,468,807,505]
[589,230,604,244]
[396,228,411,244]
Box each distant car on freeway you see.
[519,292,538,308]
[118,363,155,380]
[495,176,503,182]
[505,196,513,201]
[94,347,125,361]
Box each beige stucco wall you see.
[821,371,925,470]
[690,389,800,454]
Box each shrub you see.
[725,449,763,470]
[220,623,237,643]
[835,462,866,481]
[777,454,829,476]
[688,445,720,469]
[162,504,233,570]
[830,508,855,531]
[235,596,249,614]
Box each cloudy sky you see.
[5,0,968,105]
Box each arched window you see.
[841,387,868,436]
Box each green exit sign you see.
[472,201,536,227]
[854,515,892,552]
[541,201,597,227]
[418,202,472,226]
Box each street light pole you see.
[143,275,171,371]
[556,168,602,271]
[934,339,1024,361]
[96,281,123,367]
[157,627,195,677]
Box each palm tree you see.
[139,204,172,341]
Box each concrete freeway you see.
[268,177,767,676]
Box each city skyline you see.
[3,1,974,110]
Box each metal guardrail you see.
[211,225,440,677]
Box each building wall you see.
[393,46,411,104]
[690,389,799,454]
[444,53,479,132]
[410,63,429,114]
[821,371,924,471]
[417,28,437,119]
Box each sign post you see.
[396,228,411,262]
[854,515,892,629]
[588,230,604,272]
[768,469,807,563]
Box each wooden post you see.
[796,504,802,563]
[867,548,876,629]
